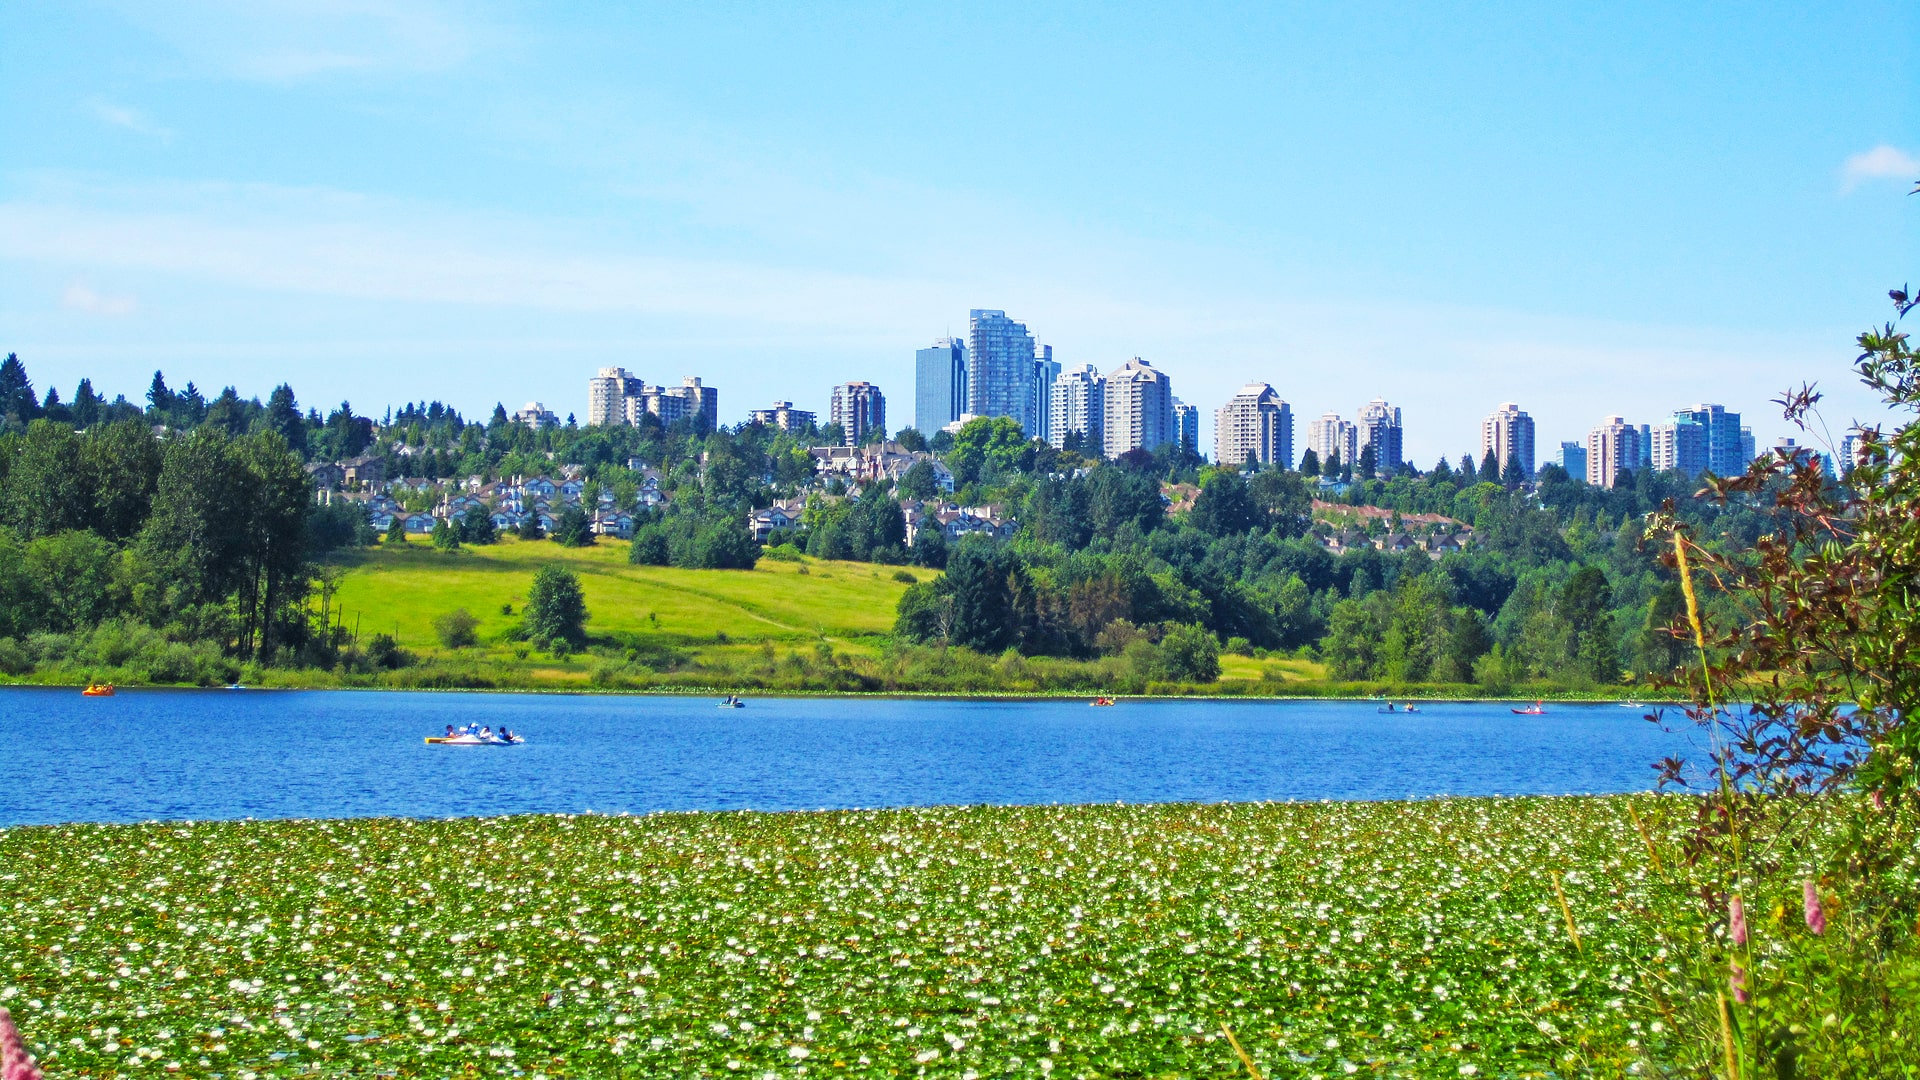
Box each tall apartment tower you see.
[1671,404,1746,476]
[1173,400,1200,456]
[914,338,968,435]
[639,377,718,430]
[967,309,1038,436]
[829,381,887,446]
[1558,441,1588,480]
[748,401,816,434]
[1103,357,1175,458]
[1649,414,1709,477]
[1047,364,1105,451]
[1307,412,1358,470]
[1357,398,1404,473]
[1214,382,1293,468]
[1585,416,1641,488]
[1030,345,1060,445]
[1479,402,1536,480]
[588,367,643,427]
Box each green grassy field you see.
[328,538,924,670]
[0,796,1704,1078]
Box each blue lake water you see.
[0,689,1709,826]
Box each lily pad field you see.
[1,797,1698,1078]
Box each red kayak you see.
[1511,700,1546,715]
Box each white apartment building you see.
[588,367,643,427]
[1047,364,1105,450]
[1585,415,1641,488]
[1103,357,1175,458]
[1214,382,1293,468]
[1479,402,1536,480]
[1306,411,1358,470]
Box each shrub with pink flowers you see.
[1643,277,1920,1076]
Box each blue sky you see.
[1,1,1914,463]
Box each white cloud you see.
[88,99,175,142]
[1841,144,1920,192]
[61,282,138,316]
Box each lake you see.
[0,689,1708,826]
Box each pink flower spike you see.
[1872,789,1887,813]
[0,1008,45,1080]
[1804,879,1827,936]
[1728,961,1751,1004]
[1729,895,1748,947]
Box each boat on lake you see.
[82,682,114,697]
[719,695,745,708]
[1090,697,1116,707]
[426,725,523,745]
[1512,700,1547,715]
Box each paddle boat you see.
[426,725,523,746]
[1377,702,1398,713]
[1090,696,1117,707]
[1511,700,1547,716]
[82,682,115,697]
[719,694,745,708]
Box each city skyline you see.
[1,5,1911,464]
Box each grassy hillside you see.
[333,537,915,652]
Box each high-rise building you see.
[513,402,559,429]
[1669,404,1746,477]
[1479,402,1535,480]
[588,367,643,427]
[1214,382,1293,468]
[1047,364,1105,451]
[1306,412,1358,470]
[748,401,816,434]
[1357,398,1404,473]
[1739,426,1756,465]
[1649,415,1709,477]
[967,309,1038,435]
[640,377,718,430]
[829,381,887,446]
[914,338,968,435]
[1030,345,1060,445]
[1585,416,1641,488]
[1173,400,1200,456]
[1557,441,1587,479]
[1103,357,1175,458]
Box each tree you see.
[946,416,1031,484]
[265,384,307,454]
[1477,450,1501,484]
[0,421,89,538]
[523,564,588,652]
[1357,444,1377,480]
[943,541,1018,653]
[551,505,594,547]
[516,513,544,541]
[1558,564,1617,684]
[433,608,480,648]
[911,527,948,569]
[386,515,409,544]
[82,420,164,542]
[229,430,313,659]
[459,503,497,545]
[71,378,102,429]
[1298,447,1321,477]
[1248,469,1313,538]
[138,426,247,611]
[895,427,929,452]
[0,353,39,427]
[897,459,939,501]
[1323,449,1342,479]
[1149,623,1221,683]
[431,518,461,551]
[1499,453,1529,488]
[1190,470,1262,536]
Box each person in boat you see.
[445,725,455,738]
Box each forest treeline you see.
[0,352,1782,690]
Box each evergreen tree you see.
[1430,456,1454,485]
[1478,450,1501,484]
[523,565,588,653]
[1500,453,1529,488]
[551,505,594,547]
[1190,470,1262,536]
[265,384,307,454]
[0,353,38,426]
[1459,454,1477,479]
[386,515,409,544]
[1298,447,1320,477]
[516,513,544,540]
[431,518,461,552]
[1323,449,1341,479]
[1357,444,1377,480]
[146,371,175,420]
[72,379,102,428]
